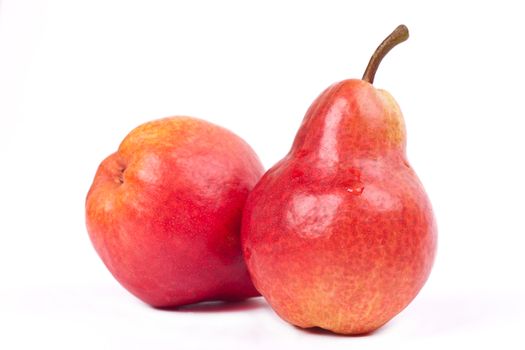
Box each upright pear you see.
[241,25,437,334]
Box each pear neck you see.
[290,80,406,162]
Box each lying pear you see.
[86,117,263,307]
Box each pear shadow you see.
[154,297,267,313]
[296,321,392,337]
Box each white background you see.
[1,1,524,349]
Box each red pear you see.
[86,116,264,307]
[241,25,437,334]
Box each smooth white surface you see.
[1,1,524,349]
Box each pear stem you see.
[362,25,409,84]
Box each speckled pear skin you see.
[86,117,264,307]
[241,80,437,334]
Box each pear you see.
[241,25,437,334]
[86,117,263,307]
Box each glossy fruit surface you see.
[241,26,437,334]
[86,116,264,307]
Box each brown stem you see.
[362,25,409,84]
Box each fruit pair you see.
[86,25,436,335]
